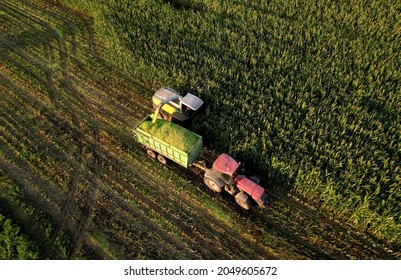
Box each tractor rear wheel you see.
[204,177,222,193]
[157,154,168,165]
[235,192,251,210]
[146,148,157,159]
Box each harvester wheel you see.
[157,154,168,165]
[235,192,251,210]
[160,112,172,122]
[204,177,222,193]
[146,148,157,159]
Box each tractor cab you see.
[152,87,204,122]
[211,153,245,196]
[211,153,240,185]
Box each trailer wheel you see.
[146,148,157,159]
[204,177,222,193]
[157,154,168,165]
[235,192,251,210]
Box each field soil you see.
[0,0,399,259]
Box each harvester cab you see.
[152,87,204,123]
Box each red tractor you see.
[195,153,267,210]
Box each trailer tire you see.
[157,154,168,165]
[235,192,251,210]
[146,148,157,159]
[204,177,222,193]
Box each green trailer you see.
[133,115,203,168]
[133,114,267,210]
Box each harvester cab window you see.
[182,104,194,116]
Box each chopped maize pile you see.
[139,119,199,152]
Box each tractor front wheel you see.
[204,177,222,193]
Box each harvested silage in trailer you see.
[139,119,200,152]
